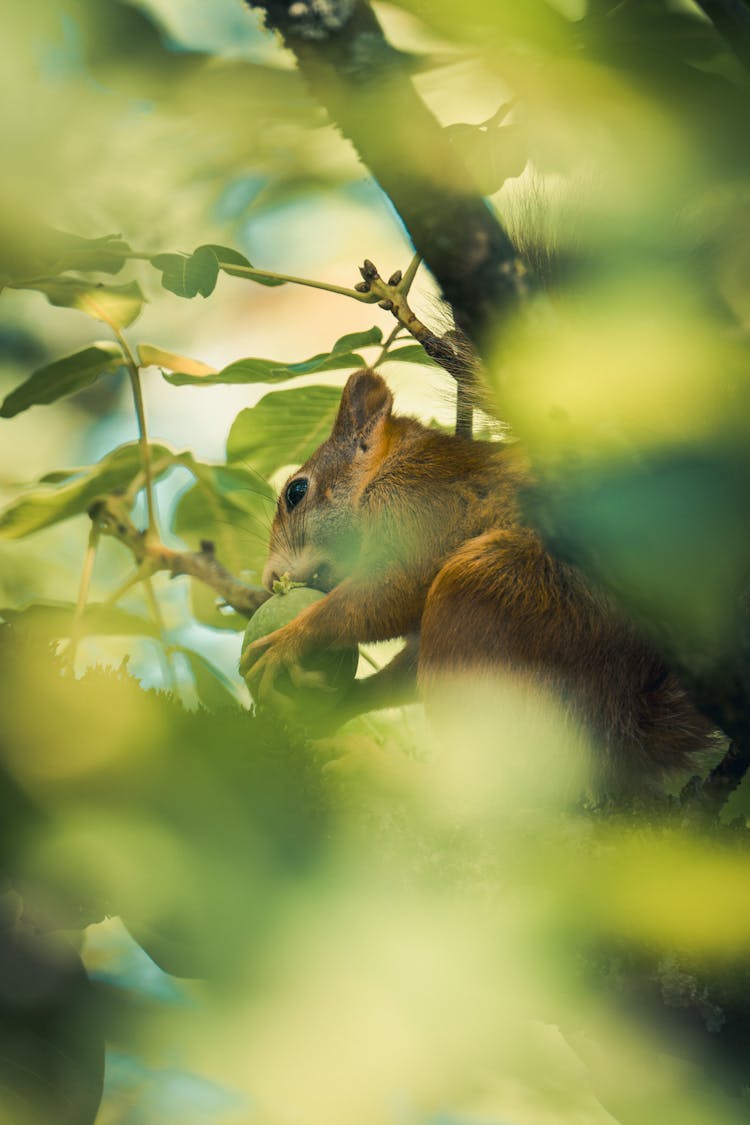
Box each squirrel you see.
[241,368,715,787]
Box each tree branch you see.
[245,0,528,367]
[88,495,269,617]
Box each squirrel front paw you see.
[241,624,338,713]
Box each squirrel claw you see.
[241,628,337,709]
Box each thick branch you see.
[246,0,527,365]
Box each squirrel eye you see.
[284,477,308,511]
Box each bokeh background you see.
[2,2,750,1123]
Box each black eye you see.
[285,478,308,511]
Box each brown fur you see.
[253,369,714,786]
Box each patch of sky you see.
[238,179,405,273]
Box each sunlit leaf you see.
[161,356,288,386]
[21,278,144,328]
[0,443,175,540]
[0,344,124,418]
[226,385,342,477]
[159,329,376,386]
[138,344,217,378]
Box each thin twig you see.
[218,262,380,303]
[89,495,269,617]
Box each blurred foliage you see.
[1,0,750,1123]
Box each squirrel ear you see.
[332,369,393,443]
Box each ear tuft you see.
[332,369,393,443]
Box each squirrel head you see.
[263,369,394,591]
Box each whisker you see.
[203,516,272,549]
[232,459,279,507]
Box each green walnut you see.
[242,586,358,711]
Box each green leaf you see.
[156,327,378,386]
[226,385,342,478]
[382,344,437,365]
[161,356,283,387]
[177,647,242,711]
[0,344,124,418]
[0,442,175,540]
[189,245,224,296]
[200,244,251,269]
[283,350,364,376]
[0,602,160,642]
[283,327,379,374]
[151,251,217,299]
[210,242,285,287]
[331,327,383,351]
[0,223,130,283]
[45,230,131,276]
[172,460,275,626]
[22,278,144,328]
[138,344,217,377]
[151,242,285,299]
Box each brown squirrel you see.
[241,368,714,785]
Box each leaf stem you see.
[218,262,380,303]
[112,326,159,538]
[122,250,380,304]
